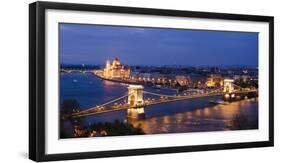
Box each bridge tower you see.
[127,85,145,120]
[223,79,235,99]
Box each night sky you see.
[59,23,258,66]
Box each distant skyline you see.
[59,23,258,66]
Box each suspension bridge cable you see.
[97,94,129,107]
[143,87,224,98]
[79,92,131,113]
[232,83,244,90]
[143,91,179,98]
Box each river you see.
[60,73,258,134]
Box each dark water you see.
[60,73,258,134]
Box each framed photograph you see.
[29,1,274,161]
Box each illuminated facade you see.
[103,58,131,79]
[175,75,191,86]
[206,74,223,88]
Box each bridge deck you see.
[70,90,257,118]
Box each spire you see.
[106,60,110,66]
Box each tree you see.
[61,99,80,114]
[60,99,81,138]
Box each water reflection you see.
[131,98,258,134]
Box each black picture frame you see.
[29,1,274,162]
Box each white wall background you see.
[0,0,280,162]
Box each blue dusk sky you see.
[59,23,258,66]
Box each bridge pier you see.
[126,85,145,120]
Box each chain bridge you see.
[68,79,257,119]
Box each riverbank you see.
[94,72,180,91]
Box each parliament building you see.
[103,58,131,79]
